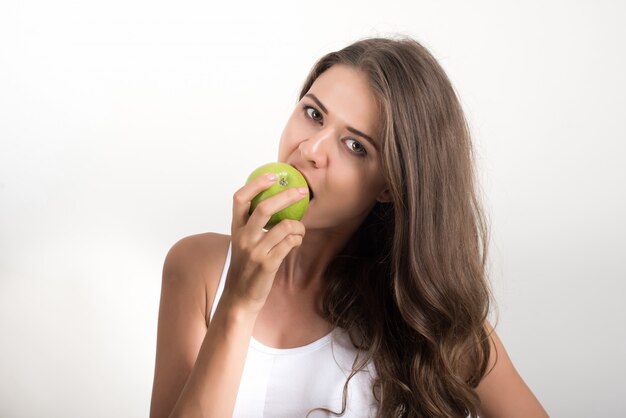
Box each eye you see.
[345,138,367,157]
[304,105,323,122]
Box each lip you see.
[291,164,315,200]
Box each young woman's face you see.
[278,64,390,231]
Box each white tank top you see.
[209,242,380,418]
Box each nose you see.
[299,127,335,168]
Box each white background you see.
[1,1,625,417]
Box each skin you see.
[149,64,549,417]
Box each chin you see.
[301,208,358,233]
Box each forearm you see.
[169,296,257,418]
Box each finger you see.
[252,220,306,258]
[232,173,277,231]
[265,234,304,272]
[246,187,308,232]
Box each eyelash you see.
[302,105,368,157]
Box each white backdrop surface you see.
[1,1,625,417]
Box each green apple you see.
[246,162,310,229]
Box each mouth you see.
[292,165,314,200]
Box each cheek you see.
[338,166,384,204]
[333,169,369,199]
[278,121,296,160]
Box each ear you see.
[376,187,392,203]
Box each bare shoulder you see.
[150,232,231,417]
[163,232,231,325]
[476,322,549,418]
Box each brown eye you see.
[305,106,322,122]
[345,138,367,157]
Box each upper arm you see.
[149,233,227,418]
[476,322,549,418]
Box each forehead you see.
[306,65,380,137]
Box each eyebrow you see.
[304,93,379,152]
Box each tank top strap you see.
[209,240,231,323]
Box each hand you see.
[223,173,308,315]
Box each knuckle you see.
[236,241,248,254]
[288,220,305,235]
[282,219,296,231]
[279,220,299,234]
[236,236,252,253]
[256,202,273,217]
[248,247,262,263]
[288,234,302,245]
[233,191,245,205]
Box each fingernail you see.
[266,173,277,181]
[297,187,308,194]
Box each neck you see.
[275,225,356,293]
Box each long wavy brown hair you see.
[300,36,496,417]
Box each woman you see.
[150,36,549,417]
